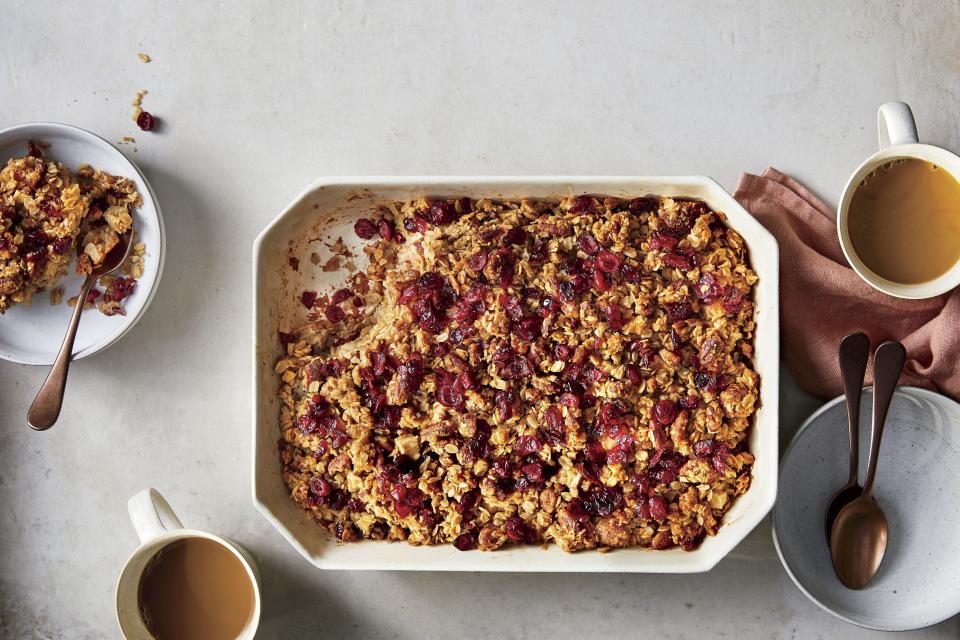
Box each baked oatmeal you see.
[276,195,759,552]
[0,145,143,315]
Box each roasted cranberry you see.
[582,485,624,518]
[666,301,693,322]
[278,331,297,346]
[504,516,537,544]
[576,232,601,255]
[453,532,477,551]
[324,305,345,323]
[625,364,643,385]
[695,371,729,393]
[521,461,544,483]
[556,280,575,302]
[544,404,564,432]
[653,399,679,425]
[596,251,622,273]
[648,231,679,251]
[598,402,621,424]
[354,218,378,239]
[108,277,136,302]
[628,197,658,214]
[51,236,73,255]
[299,290,317,308]
[456,489,480,514]
[565,499,592,526]
[712,443,729,473]
[554,344,571,361]
[647,495,668,521]
[331,288,352,305]
[663,249,695,271]
[425,201,457,225]
[692,439,715,458]
[514,435,542,456]
[288,256,300,271]
[680,395,699,409]
[654,468,676,483]
[569,196,595,214]
[494,390,516,420]
[559,392,580,408]
[378,219,396,242]
[136,111,155,131]
[721,287,745,313]
[498,255,516,288]
[605,304,626,330]
[467,250,488,272]
[513,316,541,341]
[503,227,527,245]
[695,272,725,303]
[592,269,610,292]
[24,230,49,250]
[584,440,607,464]
[310,476,332,498]
[529,241,549,265]
[490,457,512,479]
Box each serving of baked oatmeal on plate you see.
[254,177,778,572]
[0,123,165,365]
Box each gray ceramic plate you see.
[773,387,960,631]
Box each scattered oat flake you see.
[322,256,340,272]
[49,287,64,305]
[310,252,322,265]
[138,52,152,63]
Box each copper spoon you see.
[829,340,906,589]
[27,230,134,431]
[824,331,870,541]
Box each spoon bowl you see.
[830,496,889,589]
[824,484,863,540]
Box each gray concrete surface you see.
[1,1,958,638]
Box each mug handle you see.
[878,101,919,148]
[128,488,184,544]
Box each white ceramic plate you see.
[773,387,960,631]
[253,176,779,572]
[0,123,165,364]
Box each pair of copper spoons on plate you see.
[825,332,906,589]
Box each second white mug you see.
[115,489,262,640]
[836,101,960,299]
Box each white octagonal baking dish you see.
[253,177,778,572]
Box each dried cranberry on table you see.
[136,111,156,131]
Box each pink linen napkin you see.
[734,168,960,400]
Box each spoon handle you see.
[862,341,907,499]
[838,332,870,485]
[27,275,96,431]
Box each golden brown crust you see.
[276,195,759,552]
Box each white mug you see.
[837,101,960,299]
[115,489,262,639]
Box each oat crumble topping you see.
[276,195,759,552]
[0,146,144,315]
